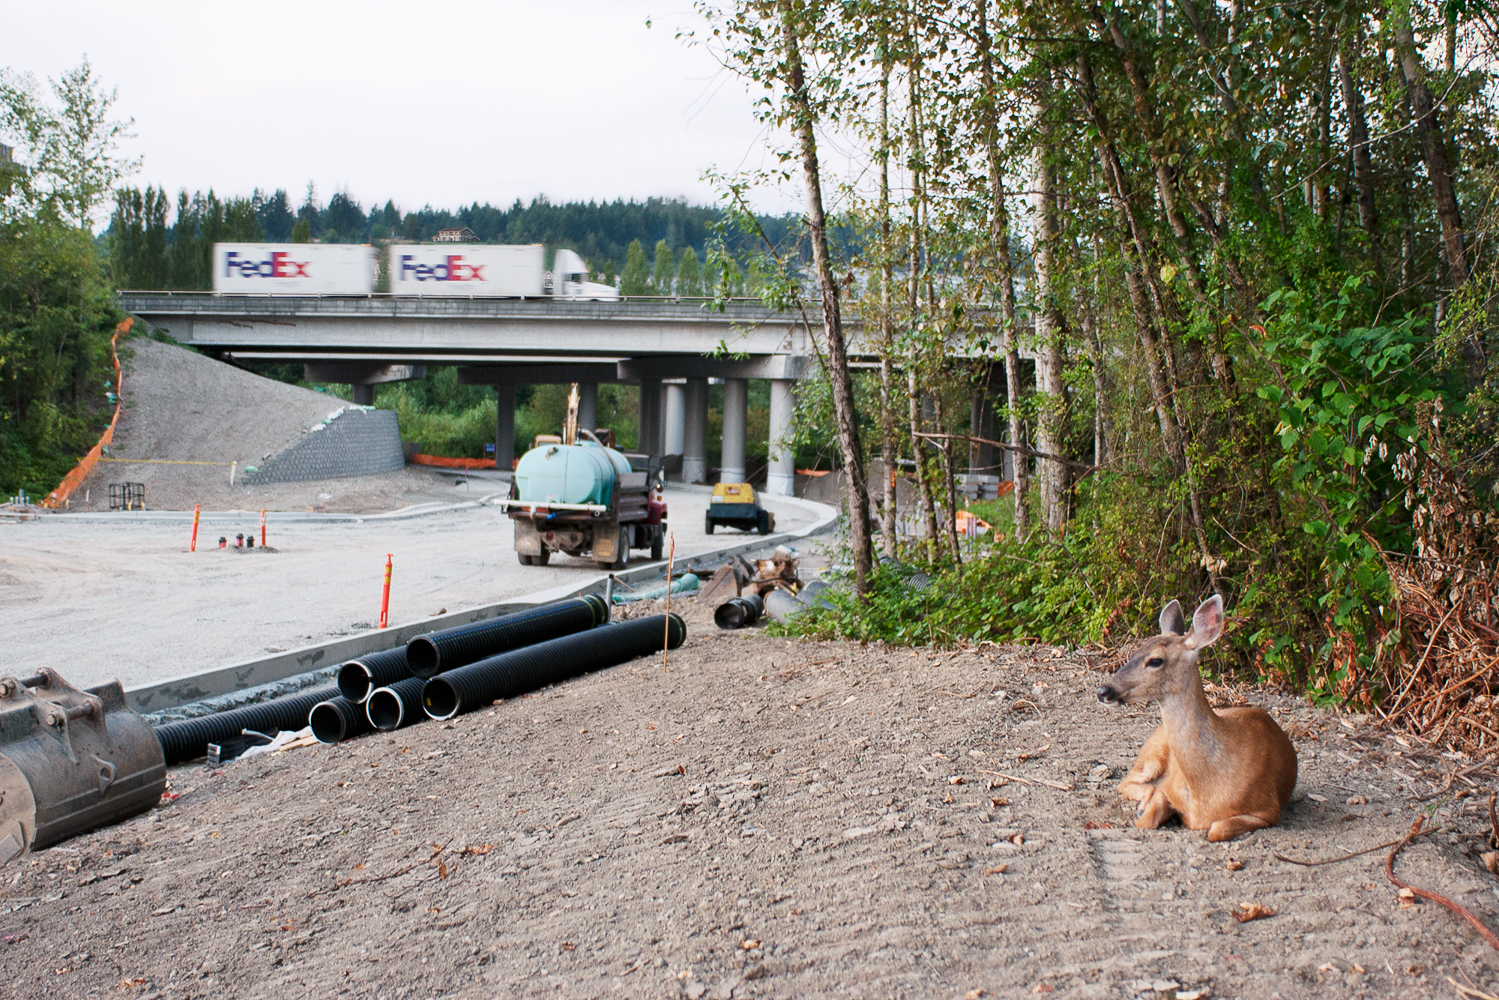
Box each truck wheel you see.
[533,549,550,566]
[650,531,664,561]
[517,553,533,566]
[757,510,771,535]
[704,513,714,535]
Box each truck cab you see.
[549,248,620,301]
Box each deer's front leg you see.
[1116,727,1169,803]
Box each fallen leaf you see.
[1083,821,1115,830]
[1403,963,1423,976]
[990,797,1009,808]
[1226,859,1244,871]
[438,860,449,880]
[1032,984,1054,994]
[1397,887,1417,908]
[458,844,494,857]
[1231,902,1275,923]
[966,991,987,999]
[1352,964,1365,974]
[949,776,965,785]
[1010,833,1024,846]
[943,792,954,804]
[740,939,761,950]
[561,942,576,951]
[984,865,1008,875]
[1482,852,1499,875]
[1346,795,1368,805]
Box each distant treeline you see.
[108,186,803,291]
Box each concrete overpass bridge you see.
[117,292,1015,495]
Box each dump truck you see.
[499,432,666,569]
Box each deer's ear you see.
[1184,594,1224,650]
[1159,600,1185,636]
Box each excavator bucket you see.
[0,668,166,864]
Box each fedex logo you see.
[399,255,486,282]
[224,250,310,279]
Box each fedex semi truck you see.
[212,243,617,299]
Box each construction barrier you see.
[42,317,132,508]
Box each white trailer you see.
[213,244,375,295]
[387,245,617,300]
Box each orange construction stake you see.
[379,553,393,629]
[190,504,201,552]
[662,532,675,673]
[260,509,267,547]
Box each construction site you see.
[0,321,1492,1000]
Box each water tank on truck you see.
[503,438,666,569]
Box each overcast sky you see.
[1,1,802,218]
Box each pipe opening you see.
[423,679,460,720]
[337,662,374,703]
[367,687,406,730]
[309,700,351,743]
[406,636,440,677]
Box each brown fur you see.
[1098,596,1298,842]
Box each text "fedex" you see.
[223,250,310,278]
[399,255,486,282]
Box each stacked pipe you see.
[406,595,609,678]
[154,684,339,766]
[367,677,426,731]
[424,613,684,721]
[309,696,373,744]
[337,648,410,703]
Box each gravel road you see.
[0,485,821,692]
[2,597,1497,999]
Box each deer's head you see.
[1097,595,1224,706]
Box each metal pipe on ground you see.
[366,677,426,731]
[309,696,374,744]
[714,593,764,630]
[153,685,339,765]
[337,648,410,703]
[406,595,609,679]
[422,614,685,721]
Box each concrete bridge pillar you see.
[577,382,598,434]
[766,378,796,496]
[495,384,515,470]
[720,378,747,484]
[682,377,709,484]
[352,385,375,406]
[663,381,685,457]
[637,380,662,455]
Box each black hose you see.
[153,684,339,765]
[406,595,609,679]
[714,593,764,629]
[366,676,426,731]
[309,696,374,744]
[337,648,410,703]
[423,613,684,721]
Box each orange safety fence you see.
[42,317,133,509]
[410,453,498,469]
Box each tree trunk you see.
[975,0,1028,539]
[906,20,940,556]
[877,46,898,559]
[1033,143,1069,534]
[780,8,874,595]
[1337,22,1379,241]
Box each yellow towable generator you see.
[705,482,773,535]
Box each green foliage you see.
[677,246,703,296]
[290,218,309,243]
[0,218,122,496]
[621,239,649,296]
[650,239,676,294]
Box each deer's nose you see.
[1097,685,1120,705]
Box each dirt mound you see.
[6,604,1495,998]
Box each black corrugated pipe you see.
[338,648,410,703]
[423,614,685,721]
[714,593,765,630]
[406,595,609,679]
[309,696,374,744]
[153,684,339,766]
[366,676,426,731]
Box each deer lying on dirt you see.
[1096,595,1298,842]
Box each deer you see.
[1096,594,1298,842]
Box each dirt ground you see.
[5,596,1499,1000]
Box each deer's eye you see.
[1146,657,1165,669]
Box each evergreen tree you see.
[297,182,319,239]
[290,218,310,243]
[650,238,675,295]
[620,239,649,296]
[676,246,702,296]
[253,188,294,241]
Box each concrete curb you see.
[123,491,839,713]
[42,495,510,525]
